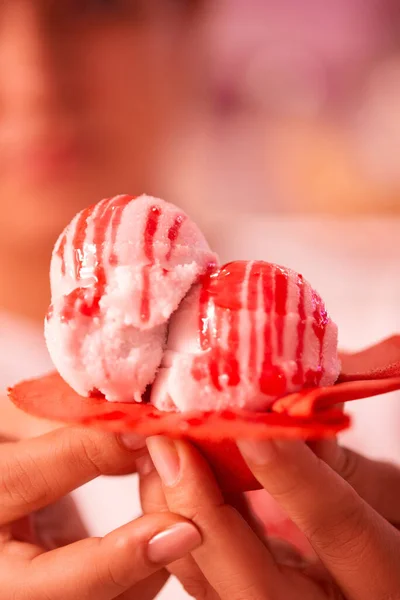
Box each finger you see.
[238,438,400,600]
[4,513,202,600]
[0,427,146,525]
[146,436,302,600]
[309,439,400,525]
[138,453,219,600]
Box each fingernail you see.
[136,453,154,477]
[147,522,202,564]
[119,433,147,451]
[146,436,180,487]
[237,439,278,466]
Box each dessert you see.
[45,194,340,411]
[152,260,340,412]
[45,194,217,403]
[9,194,400,493]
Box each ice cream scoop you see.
[45,194,218,402]
[152,260,340,412]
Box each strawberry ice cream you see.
[45,194,217,402]
[151,261,340,412]
[45,193,340,410]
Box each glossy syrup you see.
[292,274,306,385]
[140,205,162,322]
[57,197,187,325]
[56,232,68,276]
[60,196,132,322]
[312,291,328,384]
[192,261,287,396]
[259,264,287,396]
[166,214,185,262]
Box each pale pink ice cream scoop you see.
[45,195,340,410]
[45,194,218,402]
[151,261,340,412]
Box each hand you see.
[139,436,400,600]
[0,427,202,600]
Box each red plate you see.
[8,335,400,493]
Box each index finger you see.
[0,427,146,525]
[238,439,400,600]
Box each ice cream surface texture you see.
[45,194,218,402]
[152,261,340,412]
[45,194,340,410]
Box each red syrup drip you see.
[56,232,68,276]
[191,265,216,383]
[108,195,133,266]
[166,214,185,262]
[210,264,242,388]
[192,261,287,396]
[61,201,103,322]
[60,288,101,322]
[89,388,106,399]
[225,305,241,386]
[312,291,328,384]
[208,307,224,391]
[192,263,241,389]
[61,196,132,323]
[72,201,101,279]
[274,266,289,356]
[292,274,306,385]
[140,205,162,322]
[247,262,259,380]
[259,264,287,396]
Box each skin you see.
[0,426,202,600]
[141,436,400,600]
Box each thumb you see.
[0,427,146,525]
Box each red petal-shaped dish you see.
[8,336,400,493]
[339,335,400,382]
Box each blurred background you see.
[0,3,399,597]
[170,0,400,220]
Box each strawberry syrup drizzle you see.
[72,202,101,279]
[140,206,162,322]
[292,274,306,385]
[192,263,241,389]
[166,214,185,262]
[274,267,289,356]
[56,233,68,276]
[60,201,102,322]
[312,292,328,384]
[193,261,288,395]
[208,307,224,391]
[60,196,133,323]
[259,264,287,396]
[108,195,133,266]
[226,305,241,386]
[247,262,259,380]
